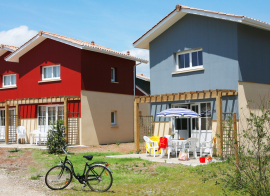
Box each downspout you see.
[134,62,142,96]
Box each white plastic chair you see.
[17,126,27,144]
[164,135,175,159]
[143,136,159,157]
[200,139,213,157]
[186,138,199,159]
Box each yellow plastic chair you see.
[145,136,160,155]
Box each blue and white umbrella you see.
[156,108,200,118]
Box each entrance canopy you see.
[157,108,200,118]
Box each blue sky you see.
[0,0,269,77]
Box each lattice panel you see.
[9,115,21,143]
[68,112,80,145]
[222,113,234,158]
[139,116,153,153]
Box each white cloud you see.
[123,49,150,77]
[0,26,37,47]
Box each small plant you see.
[164,160,167,163]
[93,145,96,147]
[8,148,20,153]
[30,174,40,180]
[128,151,133,154]
[46,120,66,154]
[116,141,120,146]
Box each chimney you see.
[127,50,130,55]
[91,41,95,45]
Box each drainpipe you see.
[134,62,142,96]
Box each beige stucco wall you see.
[81,90,134,145]
[238,81,270,132]
[139,103,150,116]
[21,118,38,142]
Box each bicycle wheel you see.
[85,165,113,192]
[45,165,73,190]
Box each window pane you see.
[4,76,10,86]
[192,52,198,67]
[200,103,207,117]
[206,103,211,117]
[184,53,189,68]
[44,67,52,79]
[179,54,185,69]
[11,75,16,85]
[53,66,60,78]
[111,68,114,81]
[198,51,203,65]
[181,119,188,130]
[192,118,199,130]
[111,112,115,123]
[58,106,64,116]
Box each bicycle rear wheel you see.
[85,165,113,192]
[45,165,73,190]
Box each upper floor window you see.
[3,74,16,87]
[111,68,115,82]
[42,65,60,80]
[176,49,203,70]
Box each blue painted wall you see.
[151,96,238,122]
[149,14,239,95]
[237,24,270,84]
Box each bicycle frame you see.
[59,152,111,184]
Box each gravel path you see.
[0,169,47,196]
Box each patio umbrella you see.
[156,108,201,143]
[156,108,200,118]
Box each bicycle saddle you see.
[83,155,93,160]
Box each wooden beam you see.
[134,100,140,153]
[216,92,223,157]
[5,103,9,144]
[64,98,68,144]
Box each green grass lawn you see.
[32,149,243,196]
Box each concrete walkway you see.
[106,153,214,166]
[0,143,85,149]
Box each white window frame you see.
[42,65,61,81]
[176,48,203,71]
[111,111,117,126]
[3,74,16,87]
[111,68,115,82]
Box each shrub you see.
[46,120,66,154]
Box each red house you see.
[0,31,148,145]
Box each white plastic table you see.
[30,130,42,145]
[172,140,187,157]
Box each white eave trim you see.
[136,75,150,82]
[82,46,148,64]
[5,35,41,62]
[136,85,149,96]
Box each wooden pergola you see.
[2,96,80,144]
[134,89,237,157]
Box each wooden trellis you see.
[134,89,238,157]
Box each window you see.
[200,103,212,130]
[176,49,203,70]
[42,65,60,80]
[111,68,115,82]
[3,74,16,87]
[111,111,117,125]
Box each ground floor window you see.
[38,105,64,132]
[111,111,117,126]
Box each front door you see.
[172,104,190,140]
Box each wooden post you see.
[233,113,239,171]
[64,98,68,144]
[16,104,19,143]
[216,92,223,157]
[134,99,140,153]
[5,103,9,144]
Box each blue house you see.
[133,5,270,153]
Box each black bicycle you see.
[45,145,113,192]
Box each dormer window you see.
[42,65,60,80]
[176,49,203,71]
[3,74,16,87]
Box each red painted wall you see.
[81,50,135,95]
[0,39,81,102]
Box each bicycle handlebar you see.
[62,146,74,155]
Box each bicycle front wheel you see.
[45,165,73,190]
[85,165,113,192]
